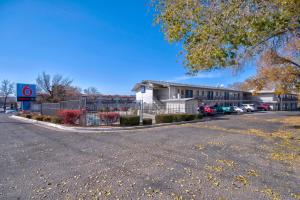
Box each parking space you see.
[0,112,299,199]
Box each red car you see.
[204,106,216,115]
[257,103,271,111]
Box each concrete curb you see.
[10,115,205,133]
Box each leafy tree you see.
[152,0,300,91]
[0,80,14,112]
[239,38,300,94]
[36,72,81,103]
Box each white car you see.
[5,109,17,114]
[242,104,257,112]
[233,106,245,113]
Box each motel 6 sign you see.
[16,83,36,101]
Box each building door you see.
[185,90,193,98]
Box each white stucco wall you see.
[136,88,153,104]
[165,99,198,114]
[253,93,275,103]
[185,99,198,114]
[166,101,186,113]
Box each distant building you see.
[251,90,298,111]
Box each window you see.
[196,90,200,97]
[202,91,205,96]
[224,92,229,100]
[207,91,214,100]
[185,90,193,98]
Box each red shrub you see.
[99,112,120,125]
[57,110,82,125]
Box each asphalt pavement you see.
[0,112,299,200]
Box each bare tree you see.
[84,87,99,95]
[0,80,14,112]
[84,87,100,101]
[36,72,80,103]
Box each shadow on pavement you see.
[203,116,230,121]
[0,121,31,125]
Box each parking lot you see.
[0,111,299,200]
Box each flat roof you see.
[132,80,248,92]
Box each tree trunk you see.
[3,95,7,112]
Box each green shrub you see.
[143,118,153,125]
[51,116,62,124]
[196,114,203,119]
[156,114,198,124]
[120,115,140,126]
[25,114,32,119]
[155,114,174,123]
[173,114,196,122]
[183,114,197,121]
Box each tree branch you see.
[281,57,300,68]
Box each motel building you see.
[251,90,298,111]
[132,80,252,114]
[132,80,298,114]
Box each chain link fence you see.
[29,98,142,126]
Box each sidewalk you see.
[10,115,204,133]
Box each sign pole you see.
[140,86,145,124]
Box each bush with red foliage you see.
[57,110,82,125]
[99,112,120,125]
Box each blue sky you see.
[0,0,256,94]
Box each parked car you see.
[242,104,257,112]
[5,109,17,114]
[257,103,271,111]
[213,105,234,114]
[233,106,245,113]
[204,106,216,116]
